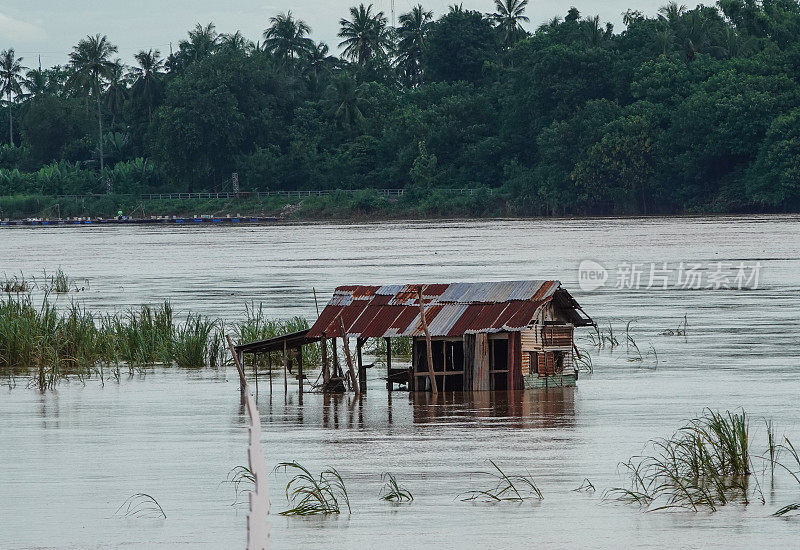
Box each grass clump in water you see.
[460,460,543,503]
[172,313,217,368]
[275,461,350,515]
[113,493,166,518]
[607,409,755,511]
[2,274,31,293]
[379,472,413,502]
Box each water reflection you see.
[411,388,575,428]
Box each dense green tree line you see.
[2,0,800,216]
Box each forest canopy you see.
[2,0,800,216]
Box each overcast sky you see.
[2,0,666,68]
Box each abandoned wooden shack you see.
[235,280,593,394]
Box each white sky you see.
[1,0,666,68]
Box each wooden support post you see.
[283,338,288,396]
[225,335,247,399]
[268,352,273,393]
[462,334,475,391]
[417,287,438,395]
[321,334,330,385]
[357,338,366,395]
[474,333,490,391]
[337,315,359,394]
[253,353,258,399]
[297,346,303,394]
[385,337,392,391]
[238,350,246,395]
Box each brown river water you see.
[1,216,799,549]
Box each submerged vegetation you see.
[275,461,351,516]
[460,460,543,503]
[379,473,414,502]
[0,287,319,388]
[609,409,755,511]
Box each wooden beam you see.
[283,338,288,396]
[357,338,366,395]
[297,346,303,395]
[417,286,438,395]
[385,337,392,391]
[321,334,330,385]
[337,315,359,394]
[474,333,490,391]
[225,335,247,397]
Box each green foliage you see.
[2,2,800,215]
[275,461,351,515]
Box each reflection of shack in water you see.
[411,388,576,429]
[235,280,593,401]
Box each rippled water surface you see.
[1,216,800,549]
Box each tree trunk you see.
[96,90,104,173]
[7,90,12,147]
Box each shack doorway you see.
[490,337,509,391]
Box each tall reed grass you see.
[0,296,290,388]
[608,409,754,511]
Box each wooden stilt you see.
[268,352,273,393]
[225,335,247,400]
[337,315,359,394]
[321,334,330,385]
[417,287,438,395]
[253,353,258,400]
[385,337,392,391]
[297,346,303,394]
[357,338,366,395]
[283,338,288,396]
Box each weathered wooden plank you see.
[462,334,475,390]
[474,333,490,391]
[417,287,438,395]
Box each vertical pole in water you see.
[321,335,330,387]
[253,353,258,401]
[417,287,438,395]
[268,352,273,394]
[337,315,359,394]
[298,346,304,395]
[385,337,392,391]
[283,339,288,397]
[357,338,366,395]
[237,350,246,399]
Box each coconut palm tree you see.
[220,31,253,53]
[130,49,164,123]
[24,68,48,98]
[104,60,128,127]
[328,74,366,129]
[179,23,219,62]
[263,11,314,68]
[397,5,433,87]
[0,49,27,146]
[69,34,118,172]
[338,4,392,66]
[658,2,688,23]
[491,0,530,46]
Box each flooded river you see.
[2,216,800,549]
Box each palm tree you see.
[658,2,688,23]
[220,31,253,53]
[0,49,27,146]
[24,68,48,98]
[397,5,433,87]
[263,11,314,68]
[69,34,118,172]
[328,74,366,129]
[130,49,164,123]
[304,42,338,76]
[104,60,128,127]
[491,0,530,46]
[338,4,392,66]
[180,23,219,62]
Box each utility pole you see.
[391,0,395,28]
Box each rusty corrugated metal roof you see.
[305,280,579,339]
